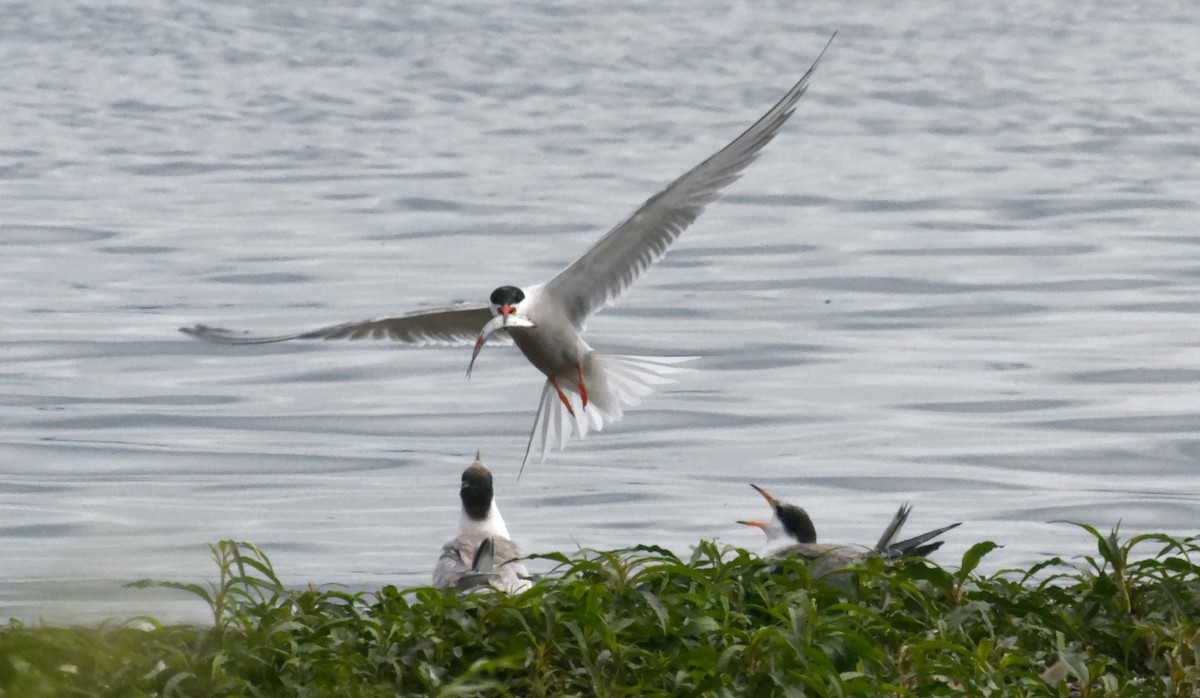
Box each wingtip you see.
[804,31,838,75]
[821,30,838,55]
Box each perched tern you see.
[181,35,835,469]
[433,454,531,594]
[738,484,960,580]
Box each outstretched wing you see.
[544,33,835,327]
[181,304,504,347]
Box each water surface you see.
[2,0,1198,622]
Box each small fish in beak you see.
[467,313,536,377]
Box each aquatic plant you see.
[1,526,1197,696]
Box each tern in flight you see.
[738,484,961,580]
[182,35,835,468]
[432,454,531,594]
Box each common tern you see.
[182,35,835,469]
[738,484,960,580]
[433,454,531,594]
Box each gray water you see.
[2,1,1198,623]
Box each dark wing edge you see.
[455,537,498,592]
[544,32,837,325]
[470,536,496,575]
[873,502,912,553]
[887,522,963,559]
[180,304,497,347]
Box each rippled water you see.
[2,1,1198,622]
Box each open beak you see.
[749,483,777,507]
[737,519,767,529]
[466,313,536,378]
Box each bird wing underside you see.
[543,33,836,327]
[181,304,506,347]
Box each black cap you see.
[460,459,494,521]
[489,286,524,306]
[776,503,817,544]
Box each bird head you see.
[488,286,529,325]
[467,286,537,378]
[459,455,494,522]
[737,483,818,546]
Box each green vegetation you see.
[1,526,1197,696]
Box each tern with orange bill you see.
[738,483,960,580]
[181,35,835,469]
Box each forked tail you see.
[520,354,696,476]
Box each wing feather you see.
[180,304,503,347]
[432,538,472,589]
[544,33,835,325]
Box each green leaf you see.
[679,616,721,636]
[639,590,669,633]
[957,541,1000,583]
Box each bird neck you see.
[459,501,510,540]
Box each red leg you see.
[550,377,575,416]
[576,364,588,408]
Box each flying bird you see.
[433,454,531,594]
[738,483,960,581]
[182,35,836,468]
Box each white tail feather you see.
[520,354,696,475]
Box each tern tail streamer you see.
[520,354,697,476]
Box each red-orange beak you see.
[749,483,777,507]
[737,519,767,529]
[500,304,515,323]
